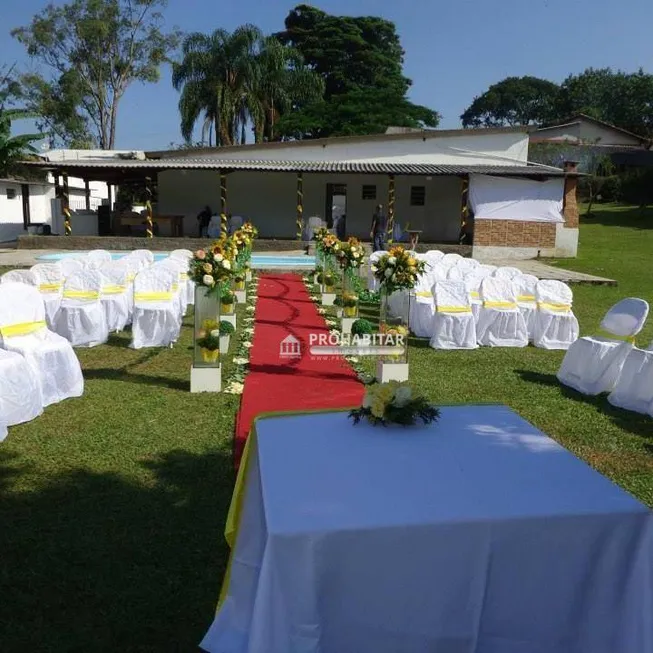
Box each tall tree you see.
[12,0,180,149]
[461,76,560,128]
[0,108,41,177]
[276,4,439,138]
[172,25,262,147]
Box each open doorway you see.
[325,183,347,238]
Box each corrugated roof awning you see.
[24,157,568,179]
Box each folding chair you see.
[476,277,528,347]
[430,280,477,349]
[533,280,579,350]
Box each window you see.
[410,186,426,206]
[362,184,376,200]
[6,188,17,200]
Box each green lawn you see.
[1,205,652,651]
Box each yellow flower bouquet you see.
[349,381,440,427]
[372,246,426,294]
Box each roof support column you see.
[145,175,154,238]
[220,171,228,237]
[459,174,470,245]
[296,171,304,240]
[386,174,396,244]
[84,179,91,211]
[61,172,72,236]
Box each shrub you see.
[219,320,235,336]
[221,289,235,304]
[196,332,220,350]
[351,318,373,336]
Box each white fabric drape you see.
[0,349,43,430]
[430,281,477,349]
[476,277,529,347]
[470,175,565,223]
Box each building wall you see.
[0,181,25,242]
[578,122,642,146]
[157,170,464,242]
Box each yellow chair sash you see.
[63,290,100,300]
[126,273,136,282]
[38,283,62,293]
[134,291,173,302]
[597,329,636,345]
[172,283,179,292]
[0,320,47,338]
[437,305,472,313]
[484,301,517,309]
[180,273,189,280]
[470,291,480,299]
[415,291,432,298]
[517,294,536,302]
[538,301,571,313]
[102,285,127,295]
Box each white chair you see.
[464,274,484,322]
[430,281,477,350]
[410,276,435,338]
[170,249,193,262]
[0,348,43,431]
[85,249,113,269]
[424,250,444,264]
[477,264,497,277]
[155,258,187,318]
[229,215,244,234]
[514,274,539,341]
[607,348,653,416]
[207,214,222,239]
[557,298,650,396]
[0,420,6,442]
[30,263,64,329]
[494,266,522,280]
[457,258,479,276]
[125,249,155,270]
[1,269,37,286]
[131,268,181,349]
[534,280,579,350]
[169,251,194,307]
[368,251,386,292]
[60,257,85,279]
[100,263,133,333]
[440,253,463,269]
[446,266,464,281]
[476,277,529,347]
[54,270,109,347]
[0,282,84,407]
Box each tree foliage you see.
[0,108,42,177]
[12,0,180,149]
[461,76,560,128]
[276,4,439,138]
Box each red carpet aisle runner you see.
[234,273,364,466]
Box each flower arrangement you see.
[219,320,235,336]
[320,233,340,259]
[351,318,373,336]
[349,381,440,427]
[241,221,258,240]
[221,289,235,314]
[372,246,426,293]
[323,271,336,293]
[342,292,359,317]
[337,237,365,270]
[196,330,221,364]
[234,273,246,291]
[313,226,329,245]
[197,318,219,338]
[191,238,237,295]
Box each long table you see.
[114,214,184,237]
[201,405,653,653]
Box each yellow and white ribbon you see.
[538,302,571,313]
[0,320,47,338]
[39,283,62,293]
[437,305,472,313]
[134,291,173,302]
[63,290,100,300]
[484,301,518,309]
[102,285,127,295]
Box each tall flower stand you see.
[191,286,222,393]
[234,277,247,304]
[220,298,237,329]
[376,287,409,383]
[341,272,359,336]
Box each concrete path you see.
[485,259,617,285]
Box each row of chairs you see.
[0,249,195,350]
[558,298,653,416]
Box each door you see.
[21,184,30,229]
[325,183,347,235]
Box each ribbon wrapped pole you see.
[296,172,304,240]
[145,176,154,238]
[62,173,72,236]
[459,174,470,245]
[220,172,228,236]
[386,174,395,244]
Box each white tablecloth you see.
[201,405,653,653]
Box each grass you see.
[1,205,652,650]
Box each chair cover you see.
[368,251,386,291]
[464,274,484,322]
[54,270,109,347]
[30,263,64,329]
[557,298,649,396]
[1,269,38,285]
[494,266,522,280]
[477,264,497,277]
[125,249,155,270]
[607,348,653,416]
[155,259,187,317]
[169,252,194,307]
[430,281,477,349]
[85,249,113,269]
[131,268,181,349]
[534,280,579,350]
[387,290,410,324]
[207,215,222,238]
[0,348,43,429]
[476,277,529,347]
[0,420,6,442]
[440,253,463,268]
[514,274,539,341]
[457,258,480,275]
[424,250,444,263]
[410,276,435,338]
[446,266,464,281]
[304,216,323,242]
[0,282,84,407]
[170,249,193,262]
[100,263,133,332]
[60,257,85,278]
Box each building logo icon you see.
[279,334,301,359]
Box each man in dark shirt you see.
[370,204,387,251]
[197,205,212,237]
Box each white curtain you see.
[469,175,564,223]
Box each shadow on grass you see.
[516,369,653,438]
[0,448,233,651]
[84,368,190,391]
[581,206,653,230]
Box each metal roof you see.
[25,157,567,177]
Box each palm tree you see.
[172,25,262,147]
[0,108,41,177]
[249,37,324,142]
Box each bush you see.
[620,168,653,206]
[597,175,622,203]
[221,289,235,304]
[351,318,373,336]
[219,320,235,336]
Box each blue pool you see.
[36,251,316,268]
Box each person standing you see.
[370,204,387,251]
[196,205,212,237]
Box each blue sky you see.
[2,0,652,150]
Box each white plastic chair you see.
[514,274,539,341]
[557,298,650,396]
[1,269,37,286]
[410,275,435,338]
[477,277,529,347]
[457,258,480,276]
[60,257,85,279]
[155,258,187,318]
[30,263,64,329]
[440,253,463,269]
[430,281,477,350]
[0,282,84,407]
[131,268,181,349]
[534,280,579,350]
[85,249,113,269]
[125,249,155,270]
[54,270,109,347]
[607,348,653,416]
[446,266,464,281]
[494,266,522,280]
[100,263,133,333]
[0,348,43,431]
